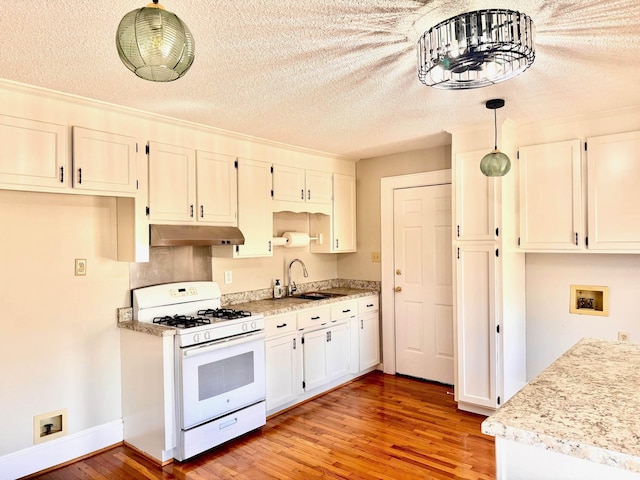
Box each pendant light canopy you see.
[480,99,511,177]
[116,0,195,82]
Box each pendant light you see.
[480,99,511,177]
[116,0,195,82]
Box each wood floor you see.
[28,372,495,480]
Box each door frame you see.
[380,169,452,375]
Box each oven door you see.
[178,331,265,430]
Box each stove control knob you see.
[242,323,248,332]
[204,331,211,340]
[193,333,200,344]
[251,321,256,330]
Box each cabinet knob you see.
[394,286,402,292]
[396,269,402,275]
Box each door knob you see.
[396,269,402,275]
[394,286,402,292]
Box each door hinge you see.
[270,165,274,174]
[495,227,499,237]
[302,381,306,389]
[457,225,460,238]
[585,236,589,247]
[136,143,139,153]
[234,160,238,169]
[301,337,305,345]
[235,245,239,253]
[136,179,139,190]
[293,338,296,349]
[145,206,150,216]
[584,142,588,152]
[457,247,460,259]
[497,325,500,334]
[270,189,274,197]
[495,248,499,257]
[497,396,501,406]
[517,150,520,159]
[145,144,149,155]
[517,237,521,246]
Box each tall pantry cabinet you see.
[451,122,526,415]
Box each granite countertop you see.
[482,338,640,473]
[117,287,378,336]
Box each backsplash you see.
[222,279,381,305]
[129,246,212,290]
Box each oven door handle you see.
[182,331,265,357]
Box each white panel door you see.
[265,334,299,411]
[455,150,496,241]
[303,329,328,391]
[326,322,350,380]
[235,158,273,257]
[456,243,497,408]
[332,173,356,252]
[305,169,332,204]
[587,131,640,250]
[519,140,582,250]
[272,164,305,202]
[394,184,453,384]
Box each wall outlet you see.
[618,332,630,342]
[371,251,381,262]
[224,271,232,284]
[74,258,87,276]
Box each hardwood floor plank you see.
[27,372,495,480]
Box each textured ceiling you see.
[1,1,639,159]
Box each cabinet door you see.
[305,170,332,204]
[265,334,299,411]
[303,329,329,391]
[455,150,497,241]
[72,127,138,194]
[455,243,498,409]
[235,158,273,257]
[519,140,582,250]
[272,164,305,202]
[148,142,196,222]
[587,131,640,250]
[326,322,350,380]
[0,115,67,190]
[196,151,237,225]
[358,311,380,371]
[332,173,356,252]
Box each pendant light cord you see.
[493,108,498,150]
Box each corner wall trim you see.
[0,419,123,479]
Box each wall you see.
[519,106,640,379]
[0,190,129,456]
[337,146,451,281]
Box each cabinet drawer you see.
[358,296,379,313]
[265,313,296,338]
[331,300,357,321]
[297,306,330,331]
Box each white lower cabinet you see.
[302,321,350,391]
[265,313,301,412]
[357,295,380,371]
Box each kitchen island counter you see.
[482,338,640,479]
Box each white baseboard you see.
[0,419,123,480]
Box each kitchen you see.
[2,1,640,479]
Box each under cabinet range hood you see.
[150,224,245,247]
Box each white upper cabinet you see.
[455,150,497,242]
[272,165,331,213]
[148,143,238,226]
[72,127,139,194]
[195,151,237,225]
[0,114,68,191]
[148,141,196,222]
[310,173,356,253]
[587,130,640,251]
[518,139,583,250]
[234,157,273,258]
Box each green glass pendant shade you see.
[480,150,511,176]
[116,2,195,82]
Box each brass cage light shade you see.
[480,99,511,177]
[116,0,195,82]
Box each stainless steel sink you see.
[291,291,346,301]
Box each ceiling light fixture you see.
[116,0,195,82]
[418,9,535,90]
[480,99,510,177]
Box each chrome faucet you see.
[288,258,309,296]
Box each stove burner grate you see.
[153,314,211,329]
[198,308,252,320]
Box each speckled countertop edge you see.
[116,280,380,336]
[482,338,640,472]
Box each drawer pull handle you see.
[342,309,351,313]
[366,304,374,307]
[311,316,320,320]
[219,417,238,430]
[276,323,288,328]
